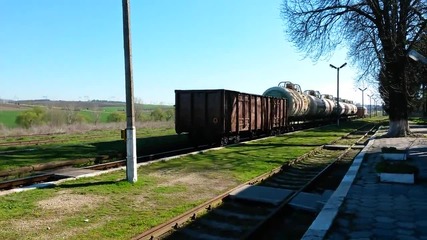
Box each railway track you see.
[0,121,323,189]
[133,124,377,240]
[0,144,211,191]
[256,148,360,239]
[0,134,117,148]
[0,173,67,190]
[0,123,376,194]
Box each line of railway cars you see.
[262,81,357,122]
[175,89,288,145]
[175,81,358,145]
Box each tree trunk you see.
[387,119,410,137]
[385,58,411,137]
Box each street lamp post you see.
[358,87,367,118]
[367,94,373,118]
[373,98,378,116]
[330,62,347,126]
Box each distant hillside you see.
[0,100,174,128]
[10,100,173,110]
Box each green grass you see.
[0,127,185,172]
[0,111,23,128]
[77,110,113,124]
[0,103,173,129]
[0,171,208,240]
[101,106,126,112]
[100,104,173,113]
[142,104,173,110]
[409,116,427,125]
[0,119,374,239]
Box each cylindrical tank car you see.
[262,81,309,120]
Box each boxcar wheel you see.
[250,132,256,139]
[220,137,229,146]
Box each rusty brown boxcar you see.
[175,89,288,145]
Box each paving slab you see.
[302,132,427,240]
[228,185,293,206]
[289,190,333,213]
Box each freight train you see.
[263,81,357,122]
[175,81,357,145]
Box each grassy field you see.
[0,111,24,128]
[0,103,174,129]
[76,109,113,123]
[0,124,185,173]
[0,119,380,240]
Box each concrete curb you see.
[301,139,375,239]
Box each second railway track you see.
[133,123,377,240]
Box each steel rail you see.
[133,123,377,240]
[0,145,211,190]
[0,173,55,190]
[132,165,284,240]
[244,138,362,239]
[132,144,341,240]
[244,124,377,239]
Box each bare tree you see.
[91,102,101,125]
[64,104,75,125]
[134,97,144,122]
[281,0,427,136]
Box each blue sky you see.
[0,0,374,105]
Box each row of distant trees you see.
[15,106,174,129]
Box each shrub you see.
[137,112,151,122]
[107,112,126,122]
[150,108,165,121]
[15,107,46,129]
[165,109,174,121]
[45,109,67,126]
[73,113,88,124]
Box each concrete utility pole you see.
[358,87,367,117]
[122,0,137,183]
[330,63,347,126]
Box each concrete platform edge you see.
[301,139,375,240]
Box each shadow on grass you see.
[0,134,191,171]
[235,143,322,147]
[148,142,315,177]
[0,119,375,172]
